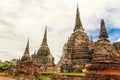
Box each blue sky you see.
[0,0,120,64]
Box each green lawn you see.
[58,72,86,77]
[41,76,51,80]
[40,72,86,77]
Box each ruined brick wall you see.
[84,74,120,80]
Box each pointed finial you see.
[99,19,108,39]
[24,38,29,54]
[91,36,93,41]
[77,4,78,8]
[74,4,84,32]
[27,38,29,47]
[41,27,48,46]
[21,39,30,61]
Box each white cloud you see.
[0,0,120,64]
[116,38,120,42]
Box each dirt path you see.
[0,77,15,80]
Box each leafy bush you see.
[0,60,14,71]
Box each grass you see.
[41,76,51,80]
[58,72,86,77]
[39,72,54,75]
[39,72,86,77]
[0,72,5,76]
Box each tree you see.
[10,58,18,65]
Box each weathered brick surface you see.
[84,74,120,80]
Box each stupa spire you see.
[74,4,84,32]
[99,19,108,39]
[24,38,29,54]
[21,38,30,61]
[41,27,48,46]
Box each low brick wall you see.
[41,73,120,80]
[84,73,120,80]
[50,75,83,80]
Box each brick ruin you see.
[55,5,93,72]
[10,28,55,79]
[5,5,120,79]
[54,5,120,79]
[55,4,120,72]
